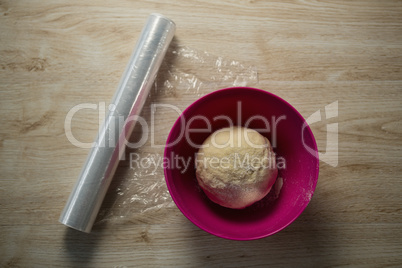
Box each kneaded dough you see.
[195,126,278,209]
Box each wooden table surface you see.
[1,1,401,267]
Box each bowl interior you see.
[164,87,319,240]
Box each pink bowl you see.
[164,87,319,240]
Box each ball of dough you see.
[195,126,278,209]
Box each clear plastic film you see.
[97,46,260,224]
[157,46,259,95]
[60,14,176,232]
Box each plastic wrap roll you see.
[59,13,176,233]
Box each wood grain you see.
[1,0,401,267]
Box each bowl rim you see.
[163,86,319,240]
